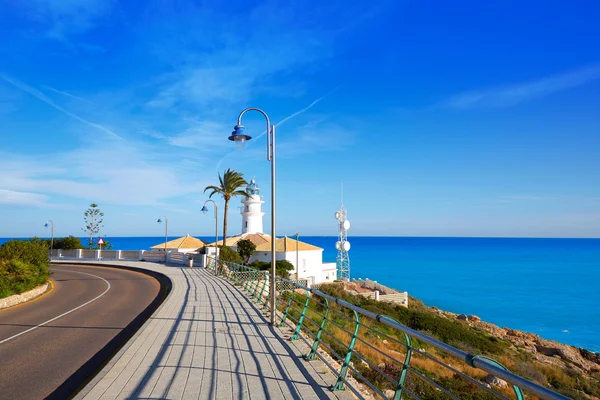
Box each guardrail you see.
[206,256,569,400]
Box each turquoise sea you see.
[1,236,599,353]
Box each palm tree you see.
[204,168,250,246]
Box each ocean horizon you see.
[2,235,599,353]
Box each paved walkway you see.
[55,261,354,400]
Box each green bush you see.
[218,245,243,264]
[0,239,50,299]
[46,236,85,250]
[249,259,294,279]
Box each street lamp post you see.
[201,200,219,273]
[44,220,54,260]
[295,232,300,279]
[229,108,277,325]
[157,217,168,263]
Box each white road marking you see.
[0,268,111,344]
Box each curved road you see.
[0,264,162,400]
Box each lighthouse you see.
[240,178,264,234]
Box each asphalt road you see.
[0,264,163,400]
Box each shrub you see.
[218,245,243,264]
[0,239,50,298]
[49,236,85,250]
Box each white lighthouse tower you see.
[240,178,264,234]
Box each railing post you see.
[257,272,268,304]
[466,356,525,400]
[262,273,271,309]
[332,310,360,391]
[279,287,295,327]
[291,288,310,340]
[394,333,412,400]
[306,297,329,360]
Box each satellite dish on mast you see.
[335,211,342,221]
[343,241,351,251]
[342,220,350,230]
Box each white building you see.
[151,235,207,254]
[209,179,337,285]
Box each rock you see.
[382,339,388,345]
[468,315,481,322]
[457,314,468,321]
[535,339,599,372]
[384,389,395,398]
[361,360,369,367]
[484,374,508,389]
[377,363,385,369]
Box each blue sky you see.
[0,0,599,238]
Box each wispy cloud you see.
[0,74,124,140]
[445,64,600,109]
[42,85,97,105]
[15,0,115,40]
[0,189,48,206]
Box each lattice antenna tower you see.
[335,183,351,281]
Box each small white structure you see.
[241,178,264,234]
[208,178,336,285]
[151,235,206,254]
[210,233,336,285]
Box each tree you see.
[218,245,243,264]
[237,239,256,264]
[52,236,84,250]
[204,169,250,246]
[82,203,104,249]
[250,259,295,279]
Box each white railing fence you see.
[48,249,207,267]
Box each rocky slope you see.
[429,307,600,375]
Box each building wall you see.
[249,249,334,284]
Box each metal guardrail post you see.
[306,297,329,361]
[333,309,360,391]
[291,288,310,340]
[251,270,261,300]
[279,287,295,327]
[467,355,525,400]
[394,332,412,400]
[257,272,268,304]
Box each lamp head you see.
[228,125,252,149]
[201,205,209,215]
[157,218,162,224]
[44,223,49,228]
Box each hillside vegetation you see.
[0,238,50,299]
[284,283,600,400]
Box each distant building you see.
[207,179,336,285]
[151,235,206,254]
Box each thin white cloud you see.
[0,189,48,206]
[15,0,114,40]
[42,85,97,105]
[445,64,600,109]
[0,74,124,140]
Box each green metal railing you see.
[206,257,569,400]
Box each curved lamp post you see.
[229,108,277,325]
[45,220,54,260]
[157,217,168,263]
[201,200,219,272]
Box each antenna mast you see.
[335,184,350,281]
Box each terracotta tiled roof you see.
[151,235,206,250]
[207,233,322,252]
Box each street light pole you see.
[201,200,219,272]
[157,217,168,263]
[45,220,54,260]
[229,108,277,325]
[295,232,299,279]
